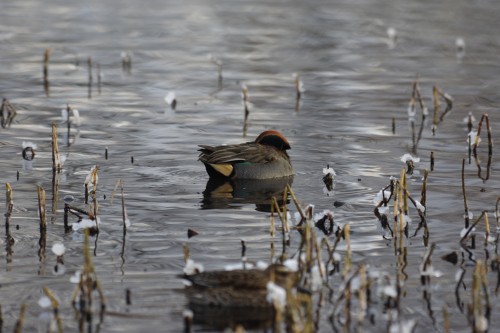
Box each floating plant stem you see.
[13,303,27,333]
[461,159,470,229]
[43,48,50,96]
[42,286,64,333]
[51,122,61,173]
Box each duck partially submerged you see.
[198,130,293,179]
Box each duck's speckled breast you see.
[233,158,294,179]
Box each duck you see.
[198,130,293,179]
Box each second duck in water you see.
[198,130,293,179]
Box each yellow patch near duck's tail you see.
[210,163,233,177]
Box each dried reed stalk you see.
[37,186,47,231]
[52,122,61,172]
[43,286,64,333]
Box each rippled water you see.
[1,0,500,332]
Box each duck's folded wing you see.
[198,143,275,164]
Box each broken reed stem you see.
[5,183,13,231]
[242,85,249,137]
[88,57,92,99]
[295,74,302,100]
[443,305,450,333]
[460,210,488,244]
[121,182,126,231]
[37,186,47,232]
[471,261,488,333]
[357,264,368,326]
[421,169,430,242]
[473,114,492,156]
[437,88,453,122]
[270,199,276,237]
[71,229,106,313]
[432,86,439,135]
[43,286,64,333]
[85,166,99,220]
[183,243,189,263]
[473,113,493,182]
[342,224,352,277]
[420,243,436,285]
[430,151,435,171]
[52,122,61,173]
[51,170,60,225]
[413,81,428,151]
[97,63,102,95]
[421,170,428,207]
[496,197,500,231]
[462,159,470,229]
[286,184,305,222]
[401,169,409,216]
[43,48,50,96]
[111,179,127,231]
[13,303,27,333]
[66,104,71,147]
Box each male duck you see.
[198,130,293,179]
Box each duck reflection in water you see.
[199,130,294,211]
[201,176,294,211]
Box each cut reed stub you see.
[164,91,177,110]
[322,164,335,193]
[126,288,131,305]
[1,98,17,128]
[430,151,435,171]
[187,228,199,239]
[121,51,132,73]
[43,48,51,96]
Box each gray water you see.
[1,0,500,332]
